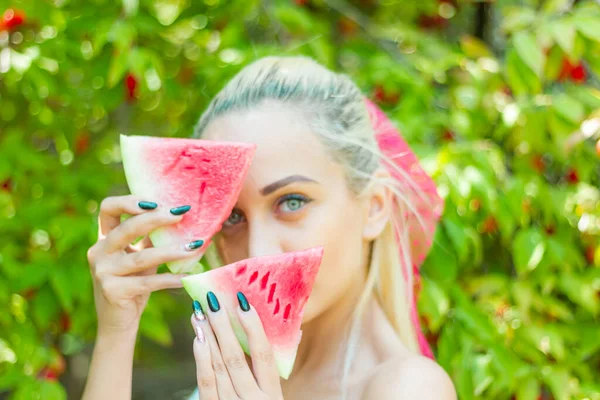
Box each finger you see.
[192,313,239,399]
[127,235,153,253]
[205,291,260,396]
[191,316,218,400]
[98,195,158,238]
[117,273,186,297]
[236,292,282,396]
[108,240,205,276]
[102,205,191,253]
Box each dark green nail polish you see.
[138,201,157,210]
[237,292,250,312]
[192,300,205,321]
[207,291,220,312]
[170,205,191,215]
[184,240,204,251]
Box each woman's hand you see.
[191,291,284,400]
[87,195,204,338]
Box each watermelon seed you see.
[283,304,291,320]
[267,283,276,303]
[202,158,211,163]
[235,264,247,277]
[249,271,259,285]
[260,271,270,290]
[273,298,280,315]
[199,181,207,194]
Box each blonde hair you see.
[192,55,431,397]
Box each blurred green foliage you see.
[1,0,600,399]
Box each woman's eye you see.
[224,209,245,226]
[277,195,310,213]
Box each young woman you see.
[82,56,456,400]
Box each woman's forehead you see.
[202,106,344,187]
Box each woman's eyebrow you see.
[259,175,319,196]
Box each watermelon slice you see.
[182,247,324,379]
[120,134,256,274]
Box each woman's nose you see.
[247,222,283,259]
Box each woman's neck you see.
[287,277,407,388]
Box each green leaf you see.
[139,306,173,346]
[542,366,572,400]
[553,93,585,124]
[39,380,67,400]
[421,228,459,285]
[513,32,545,77]
[417,277,450,332]
[122,0,139,17]
[451,287,497,343]
[516,376,541,400]
[31,286,60,330]
[472,354,493,396]
[574,16,600,42]
[274,5,314,35]
[550,20,576,60]
[557,272,600,315]
[107,20,137,52]
[512,229,546,275]
[10,262,49,293]
[107,50,129,88]
[443,216,470,265]
[50,265,74,313]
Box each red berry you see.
[74,132,90,155]
[337,17,358,37]
[570,64,587,84]
[441,129,455,142]
[38,367,58,381]
[125,73,138,102]
[565,168,579,184]
[585,246,595,264]
[1,9,25,31]
[49,352,66,376]
[418,14,447,30]
[373,85,386,104]
[544,225,556,235]
[557,57,587,84]
[557,58,574,82]
[59,313,71,332]
[481,216,498,234]
[531,154,545,173]
[1,178,12,192]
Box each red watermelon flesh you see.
[120,134,256,274]
[181,247,324,379]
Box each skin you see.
[82,100,456,400]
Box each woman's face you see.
[202,101,386,323]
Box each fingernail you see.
[192,300,205,321]
[170,205,191,215]
[138,201,157,210]
[207,291,220,312]
[184,240,204,251]
[237,291,250,312]
[195,321,206,343]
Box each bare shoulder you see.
[362,355,457,400]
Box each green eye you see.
[277,194,310,213]
[224,210,245,226]
[284,199,303,211]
